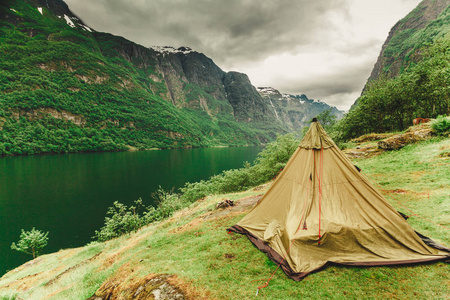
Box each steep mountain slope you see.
[340,0,450,140]
[0,0,341,156]
[257,87,344,130]
[365,0,449,87]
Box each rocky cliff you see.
[364,0,449,89]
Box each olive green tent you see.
[229,120,449,280]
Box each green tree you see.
[11,228,49,259]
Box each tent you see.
[229,119,449,280]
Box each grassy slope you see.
[0,138,449,300]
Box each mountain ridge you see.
[0,0,343,156]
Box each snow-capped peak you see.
[257,87,279,95]
[149,46,194,55]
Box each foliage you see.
[180,133,300,202]
[11,228,49,258]
[314,109,337,130]
[431,115,450,134]
[144,187,189,222]
[94,133,300,241]
[380,4,450,75]
[94,188,189,242]
[336,36,450,141]
[0,0,287,156]
[93,199,146,242]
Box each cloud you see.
[65,0,422,110]
[66,0,349,65]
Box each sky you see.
[64,0,422,111]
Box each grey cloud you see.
[276,61,372,102]
[65,0,349,66]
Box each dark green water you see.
[0,146,262,275]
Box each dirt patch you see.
[166,276,211,300]
[385,189,409,194]
[344,144,384,159]
[203,195,262,220]
[45,253,101,286]
[6,257,44,275]
[224,253,235,260]
[45,284,74,299]
[169,219,205,234]
[438,151,450,158]
[87,274,185,300]
[100,234,149,270]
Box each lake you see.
[0,146,262,275]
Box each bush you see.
[180,133,300,201]
[94,188,189,242]
[431,115,450,134]
[144,187,188,222]
[94,199,146,242]
[11,228,49,258]
[94,133,302,241]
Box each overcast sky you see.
[65,0,422,111]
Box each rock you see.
[378,126,432,150]
[216,199,234,209]
[88,274,185,300]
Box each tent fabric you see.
[229,121,449,280]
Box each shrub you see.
[94,199,146,242]
[145,187,188,222]
[180,133,300,202]
[431,115,450,134]
[11,228,49,258]
[94,188,189,241]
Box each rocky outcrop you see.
[88,274,185,300]
[378,123,433,150]
[224,72,276,122]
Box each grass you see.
[0,138,449,299]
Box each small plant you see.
[145,187,188,222]
[11,228,49,258]
[431,115,450,134]
[93,199,146,242]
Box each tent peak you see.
[299,121,334,149]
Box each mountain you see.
[257,87,344,130]
[0,0,341,156]
[340,0,449,140]
[364,0,449,89]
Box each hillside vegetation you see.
[337,35,450,141]
[0,133,448,299]
[339,1,450,141]
[0,0,292,156]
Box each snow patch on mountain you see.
[150,46,194,55]
[257,87,278,95]
[80,24,93,32]
[63,14,75,28]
